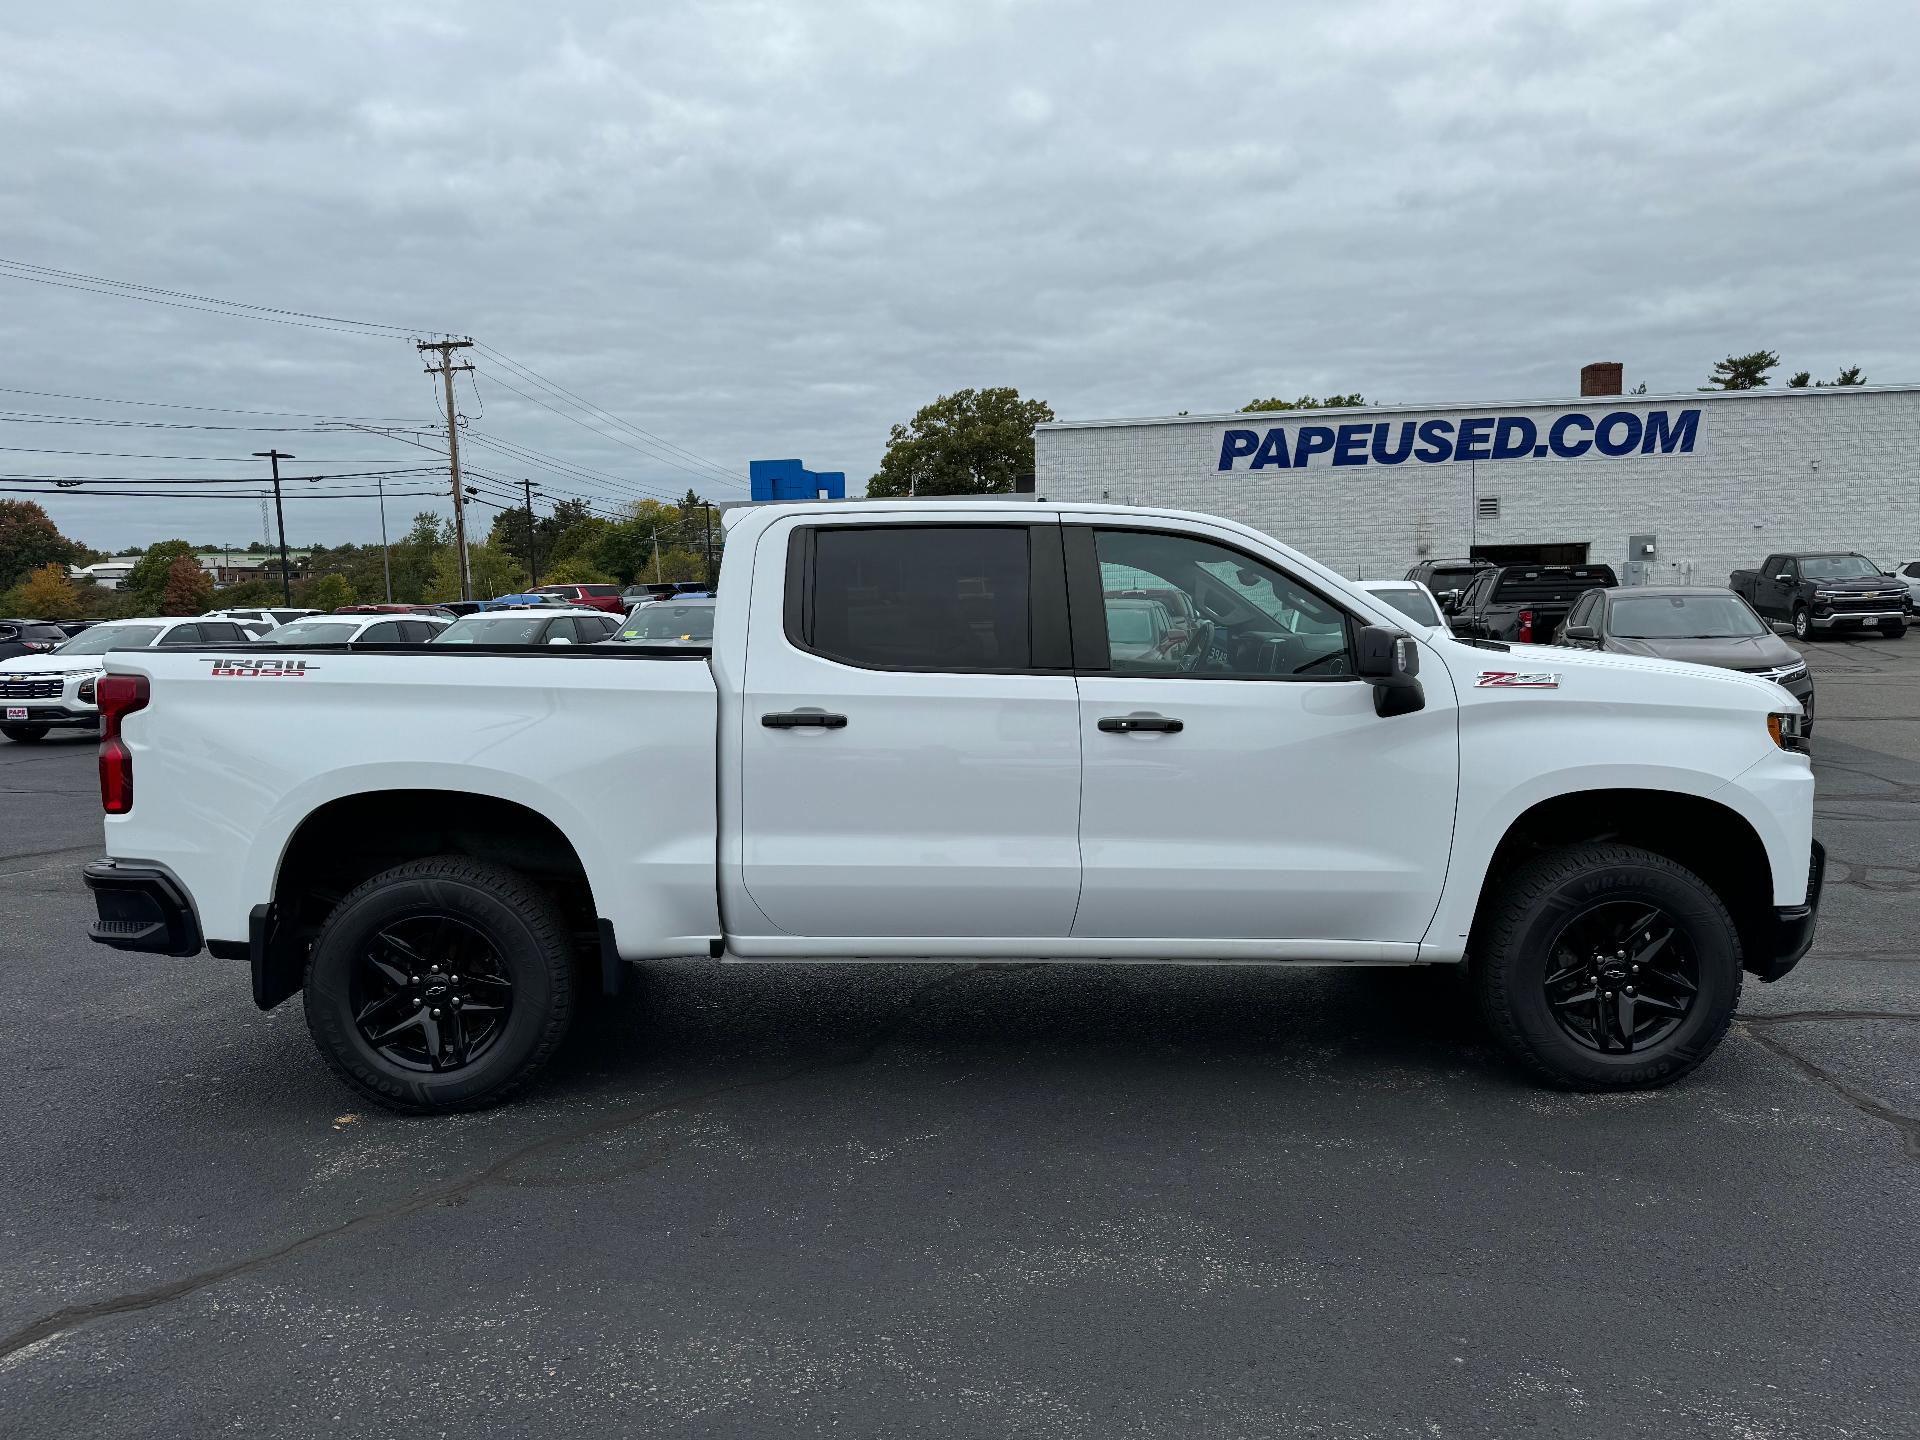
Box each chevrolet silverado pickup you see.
[84,500,1823,1112]
[1729,552,1910,640]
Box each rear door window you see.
[358,622,405,645]
[158,624,202,646]
[795,526,1034,672]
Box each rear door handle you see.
[1098,715,1183,734]
[761,710,848,729]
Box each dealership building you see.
[1033,365,1920,584]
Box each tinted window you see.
[265,621,361,645]
[56,624,164,654]
[359,622,405,644]
[1900,563,1920,578]
[157,624,202,646]
[1092,529,1350,678]
[582,585,621,598]
[198,622,245,642]
[803,526,1031,671]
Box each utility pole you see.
[522,479,541,587]
[377,474,393,603]
[700,500,714,588]
[417,338,476,599]
[252,449,295,604]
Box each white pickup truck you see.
[85,500,1823,1111]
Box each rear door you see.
[1067,519,1459,948]
[736,517,1082,941]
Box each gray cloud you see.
[1,0,1914,549]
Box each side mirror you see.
[1356,625,1424,718]
[547,636,573,646]
[1564,622,1598,642]
[1775,573,1793,583]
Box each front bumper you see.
[1749,840,1825,983]
[83,861,204,957]
[1,703,99,729]
[1810,608,1907,628]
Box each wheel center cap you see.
[425,981,450,999]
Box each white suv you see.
[0,616,254,741]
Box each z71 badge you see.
[1476,670,1560,689]
[200,657,319,678]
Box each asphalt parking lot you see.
[2,637,1917,1439]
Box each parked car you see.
[1897,559,1920,610]
[432,609,621,646]
[531,583,625,614]
[1403,557,1493,610]
[1,616,252,741]
[607,599,716,646]
[1360,579,1450,632]
[202,607,319,630]
[1728,552,1910,640]
[86,499,1819,1111]
[623,581,712,605]
[1102,595,1179,668]
[1555,586,1815,730]
[0,618,71,662]
[55,620,103,638]
[476,592,571,612]
[1447,563,1619,644]
[432,601,486,618]
[257,613,450,646]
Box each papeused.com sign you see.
[1217,408,1701,472]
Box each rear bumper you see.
[1750,841,1825,983]
[83,860,204,957]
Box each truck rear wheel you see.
[302,857,576,1114]
[1473,843,1742,1090]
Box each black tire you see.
[0,722,49,741]
[1880,619,1906,639]
[1472,843,1742,1090]
[303,856,577,1114]
[1791,605,1813,641]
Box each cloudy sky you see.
[2,0,1915,551]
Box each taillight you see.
[97,674,149,815]
[1517,609,1535,643]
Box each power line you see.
[1,484,444,500]
[0,410,400,433]
[0,445,434,463]
[0,385,427,424]
[0,257,418,337]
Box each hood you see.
[0,651,111,675]
[1433,634,1794,709]
[1606,633,1800,671]
[1810,575,1905,596]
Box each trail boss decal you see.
[201,657,319,678]
[1475,670,1561,689]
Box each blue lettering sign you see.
[1213,407,1702,471]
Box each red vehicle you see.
[531,584,624,614]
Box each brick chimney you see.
[1580,361,1624,397]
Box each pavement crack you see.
[1742,1010,1920,1025]
[1740,1023,1920,1162]
[0,962,990,1363]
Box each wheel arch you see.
[1467,788,1776,974]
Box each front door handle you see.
[1098,715,1183,734]
[762,710,848,729]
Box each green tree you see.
[867,387,1054,497]
[542,555,613,585]
[125,540,199,611]
[161,555,213,615]
[1702,350,1780,390]
[1240,392,1366,413]
[425,542,527,602]
[0,500,87,590]
[1788,366,1865,388]
[16,562,80,619]
[591,499,688,583]
[308,574,357,611]
[387,512,451,603]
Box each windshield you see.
[1800,555,1881,580]
[1105,604,1165,644]
[1369,588,1443,627]
[55,624,164,654]
[435,616,548,644]
[616,604,715,641]
[1611,594,1768,639]
[263,621,361,645]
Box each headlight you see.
[1773,662,1808,683]
[77,674,98,704]
[1768,711,1810,754]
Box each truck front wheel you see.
[1473,843,1742,1090]
[1791,605,1813,640]
[302,857,577,1113]
[1,722,49,742]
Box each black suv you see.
[0,619,69,662]
[1447,564,1618,644]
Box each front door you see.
[737,517,1083,942]
[1068,521,1459,947]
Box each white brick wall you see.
[1034,387,1920,583]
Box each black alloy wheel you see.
[1541,901,1696,1054]
[348,914,514,1072]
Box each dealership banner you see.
[1217,408,1702,472]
